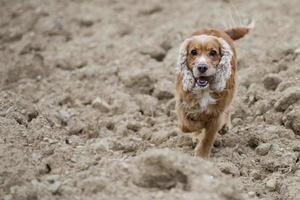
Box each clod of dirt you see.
[261,152,298,173]
[153,80,174,100]
[159,32,181,51]
[276,81,295,92]
[45,175,62,194]
[4,54,47,84]
[132,150,188,190]
[263,74,282,90]
[138,5,163,16]
[77,15,95,27]
[275,87,300,111]
[122,72,155,95]
[68,120,85,135]
[54,50,87,70]
[247,136,260,149]
[131,149,243,199]
[110,138,141,153]
[77,177,107,194]
[127,122,142,132]
[292,141,300,151]
[218,161,240,177]
[255,143,272,156]
[134,94,158,116]
[92,97,110,113]
[250,170,262,180]
[265,178,277,191]
[140,45,166,62]
[282,105,300,135]
[150,129,178,144]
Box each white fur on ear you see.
[176,38,195,91]
[211,37,233,91]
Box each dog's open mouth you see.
[196,77,209,88]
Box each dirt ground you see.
[1,0,300,199]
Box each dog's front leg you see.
[195,114,224,158]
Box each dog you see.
[175,23,253,158]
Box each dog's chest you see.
[194,90,216,112]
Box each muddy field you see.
[1,0,300,199]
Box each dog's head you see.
[177,25,253,92]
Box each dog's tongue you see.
[196,78,208,88]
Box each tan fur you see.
[176,27,251,158]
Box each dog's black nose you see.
[197,64,208,73]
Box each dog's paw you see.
[219,125,230,135]
[194,145,210,159]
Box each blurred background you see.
[0,0,300,200]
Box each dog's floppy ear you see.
[211,37,233,91]
[176,38,190,73]
[176,38,195,91]
[225,21,254,41]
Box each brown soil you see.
[1,0,300,199]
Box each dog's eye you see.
[191,49,197,56]
[209,50,217,57]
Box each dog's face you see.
[177,34,233,92]
[186,36,222,88]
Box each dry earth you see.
[1,0,300,199]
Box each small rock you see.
[294,48,300,55]
[57,109,70,125]
[92,97,110,113]
[265,178,277,191]
[153,80,174,100]
[256,143,272,156]
[248,191,256,198]
[275,87,300,111]
[263,74,282,90]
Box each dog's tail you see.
[225,20,255,41]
